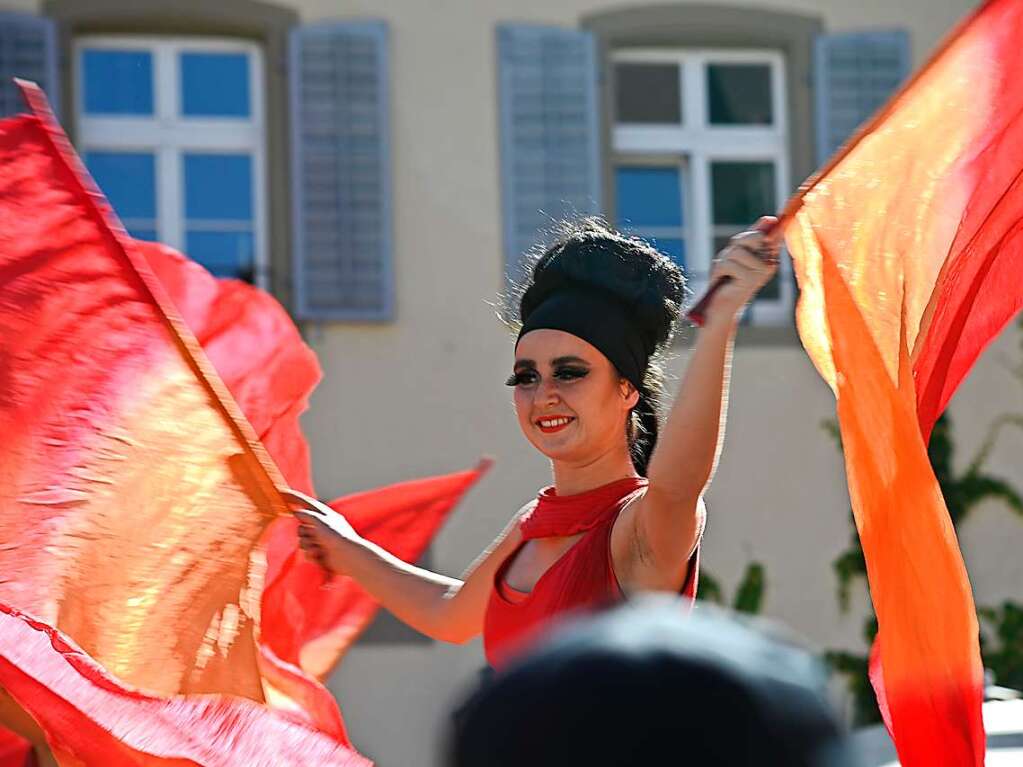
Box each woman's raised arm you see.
[618,219,780,583]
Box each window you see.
[75,36,267,285]
[615,163,687,267]
[612,49,792,325]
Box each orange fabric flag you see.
[784,1,1023,763]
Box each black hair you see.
[505,218,686,476]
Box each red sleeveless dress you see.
[483,477,700,668]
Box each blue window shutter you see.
[498,24,603,282]
[0,12,58,119]
[289,20,393,321]
[814,30,910,166]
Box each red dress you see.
[483,477,700,668]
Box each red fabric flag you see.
[262,459,493,679]
[134,239,492,727]
[0,603,369,767]
[130,240,349,739]
[0,82,366,764]
[0,728,32,767]
[0,84,280,701]
[138,240,321,496]
[0,80,494,763]
[784,0,1023,763]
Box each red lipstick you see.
[536,416,574,434]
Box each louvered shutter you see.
[497,24,602,282]
[290,20,393,321]
[814,30,911,165]
[0,13,58,119]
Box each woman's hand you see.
[703,215,781,326]
[281,488,360,574]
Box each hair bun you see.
[519,219,685,352]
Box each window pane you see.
[614,62,681,124]
[180,52,251,117]
[711,161,775,225]
[649,237,685,270]
[85,151,157,239]
[615,166,683,227]
[185,231,254,280]
[82,50,153,115]
[707,63,772,125]
[184,154,252,220]
[184,153,254,280]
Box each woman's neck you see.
[550,447,640,496]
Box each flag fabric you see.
[131,239,350,739]
[784,0,1023,763]
[0,603,370,767]
[0,80,493,765]
[0,81,368,764]
[138,239,321,498]
[0,83,281,703]
[137,239,492,719]
[0,727,31,767]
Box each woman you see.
[289,216,780,668]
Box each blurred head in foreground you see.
[448,596,860,767]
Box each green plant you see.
[698,561,766,615]
[980,602,1023,692]
[824,618,879,726]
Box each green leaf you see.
[832,546,866,612]
[978,600,1023,691]
[697,571,724,605]
[732,562,765,615]
[821,418,841,446]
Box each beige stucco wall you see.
[7,0,1017,765]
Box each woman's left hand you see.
[703,215,781,325]
[281,488,361,572]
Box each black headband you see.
[515,288,650,390]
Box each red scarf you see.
[519,477,648,540]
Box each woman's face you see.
[509,329,638,464]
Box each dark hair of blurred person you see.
[447,595,860,767]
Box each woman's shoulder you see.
[489,498,536,549]
[520,496,541,514]
[512,497,539,527]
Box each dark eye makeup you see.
[504,366,589,387]
[505,371,536,387]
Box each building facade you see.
[3,1,1020,765]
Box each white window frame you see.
[74,35,269,289]
[612,48,792,326]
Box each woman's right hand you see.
[281,488,360,574]
[702,216,780,325]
